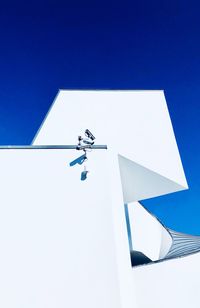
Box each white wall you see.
[0,150,124,308]
[133,252,200,308]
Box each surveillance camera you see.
[85,129,95,141]
[83,138,94,145]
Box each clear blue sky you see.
[0,1,199,234]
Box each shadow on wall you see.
[69,154,87,167]
[130,250,152,266]
[69,154,89,181]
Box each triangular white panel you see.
[119,154,186,203]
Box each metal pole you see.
[0,145,107,150]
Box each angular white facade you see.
[0,90,195,308]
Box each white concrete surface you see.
[0,150,124,308]
[133,252,200,308]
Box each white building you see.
[0,90,198,308]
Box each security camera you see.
[83,138,94,145]
[85,129,95,141]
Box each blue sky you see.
[0,1,199,234]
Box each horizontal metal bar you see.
[0,145,107,150]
